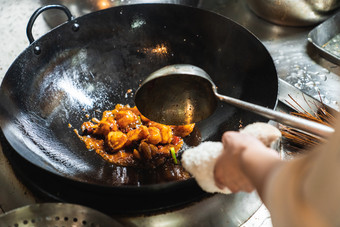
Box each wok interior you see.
[0,4,277,187]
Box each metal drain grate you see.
[0,203,122,227]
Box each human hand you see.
[214,131,279,193]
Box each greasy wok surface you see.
[0,4,278,189]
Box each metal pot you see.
[246,0,340,26]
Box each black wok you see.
[0,3,277,208]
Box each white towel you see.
[181,122,281,194]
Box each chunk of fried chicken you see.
[107,131,128,151]
[125,125,149,146]
[146,127,162,144]
[171,124,195,137]
[148,122,173,144]
[93,116,118,135]
[115,110,138,129]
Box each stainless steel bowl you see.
[40,0,202,28]
[245,0,340,26]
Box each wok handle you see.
[26,5,74,44]
[215,93,335,139]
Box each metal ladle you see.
[135,64,334,138]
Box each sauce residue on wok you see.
[75,104,195,170]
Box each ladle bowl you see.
[135,64,334,138]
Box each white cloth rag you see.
[181,122,281,194]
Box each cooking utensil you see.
[0,3,277,211]
[135,64,334,138]
[0,203,121,226]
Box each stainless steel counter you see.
[0,0,339,226]
[201,0,340,109]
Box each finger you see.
[215,173,237,192]
[244,184,255,193]
[221,131,238,145]
[226,181,240,193]
[238,177,255,193]
[214,176,226,190]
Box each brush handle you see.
[215,93,334,138]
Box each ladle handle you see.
[215,93,334,138]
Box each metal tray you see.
[308,10,340,65]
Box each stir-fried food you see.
[75,104,195,168]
